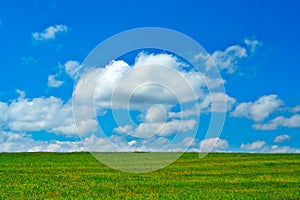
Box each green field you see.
[0,153,299,199]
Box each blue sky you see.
[0,0,300,152]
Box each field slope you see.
[0,153,299,199]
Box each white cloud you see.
[195,39,261,74]
[168,104,199,119]
[0,131,137,152]
[0,131,84,152]
[47,74,63,88]
[83,135,119,152]
[0,96,77,136]
[74,53,224,111]
[46,60,81,87]
[139,137,171,151]
[134,52,187,70]
[0,102,8,119]
[72,52,229,139]
[98,63,201,109]
[240,140,266,150]
[253,114,300,130]
[114,119,196,138]
[128,140,137,146]
[290,105,300,113]
[63,60,81,79]
[2,131,298,153]
[32,24,69,41]
[244,39,261,53]
[260,145,300,153]
[15,89,26,99]
[199,137,229,152]
[200,92,236,113]
[112,104,198,139]
[273,134,291,143]
[231,95,283,122]
[143,104,167,123]
[82,134,174,152]
[168,92,236,118]
[0,131,136,152]
[204,45,247,73]
[75,119,99,136]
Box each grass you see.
[0,152,299,199]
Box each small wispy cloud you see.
[20,56,37,65]
[195,38,261,74]
[32,24,69,41]
[273,134,291,143]
[241,140,266,150]
[47,74,63,88]
[244,38,262,53]
[15,89,26,99]
[290,105,300,113]
[195,44,247,74]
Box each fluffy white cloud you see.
[199,137,229,152]
[114,119,196,138]
[2,91,98,137]
[48,74,63,87]
[32,24,69,40]
[134,52,187,70]
[73,67,103,107]
[273,134,291,143]
[72,52,230,140]
[143,104,167,123]
[128,140,137,146]
[0,102,8,122]
[202,45,247,73]
[98,65,202,109]
[63,60,81,79]
[76,119,99,136]
[83,135,119,152]
[253,114,300,130]
[240,140,266,150]
[0,131,84,152]
[73,53,225,112]
[0,96,77,136]
[200,92,236,113]
[231,95,283,122]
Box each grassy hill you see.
[0,152,299,199]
